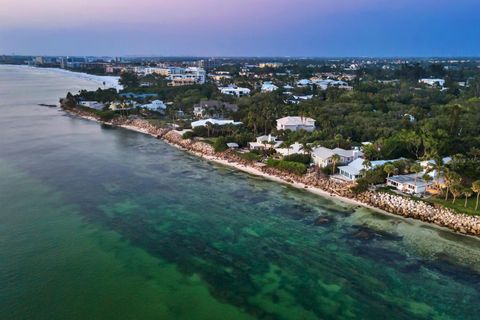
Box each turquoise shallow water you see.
[1,65,480,319]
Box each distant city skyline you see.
[1,0,479,57]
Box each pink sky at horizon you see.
[0,0,478,56]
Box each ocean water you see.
[1,64,479,320]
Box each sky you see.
[0,0,479,57]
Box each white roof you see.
[275,142,305,156]
[276,116,315,126]
[338,158,402,176]
[312,147,363,159]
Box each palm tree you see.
[472,180,480,211]
[410,162,423,186]
[463,188,473,208]
[450,184,463,205]
[384,164,395,179]
[432,156,444,189]
[444,171,461,201]
[331,154,341,175]
[422,173,433,196]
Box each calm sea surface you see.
[1,65,480,320]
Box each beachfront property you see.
[140,100,167,112]
[261,82,279,92]
[219,85,251,97]
[276,116,316,132]
[78,101,105,110]
[248,134,283,150]
[311,147,363,168]
[190,118,242,128]
[386,174,433,194]
[338,158,402,181]
[275,142,306,156]
[419,78,445,87]
[193,100,238,118]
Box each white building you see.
[311,147,363,168]
[297,79,312,87]
[168,67,206,85]
[191,118,242,128]
[312,79,349,90]
[419,78,445,87]
[338,158,402,181]
[276,116,315,132]
[141,100,167,112]
[249,135,283,150]
[220,86,251,97]
[261,82,279,92]
[387,174,433,194]
[78,101,105,110]
[275,142,306,156]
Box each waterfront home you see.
[276,116,315,132]
[78,101,105,110]
[190,118,242,128]
[419,78,445,87]
[248,134,283,150]
[193,100,238,118]
[275,142,306,156]
[311,147,363,168]
[386,174,433,194]
[140,100,167,112]
[338,158,402,181]
[261,82,279,92]
[220,85,251,97]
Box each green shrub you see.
[213,137,228,152]
[182,131,196,139]
[283,153,312,165]
[236,151,262,162]
[266,159,307,175]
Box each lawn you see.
[427,196,480,216]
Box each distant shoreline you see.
[0,64,122,90]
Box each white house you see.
[140,100,167,112]
[261,82,279,92]
[249,135,283,150]
[387,174,433,194]
[220,86,251,97]
[78,101,105,110]
[338,158,402,181]
[276,116,315,132]
[297,79,311,87]
[419,78,445,87]
[191,118,242,128]
[311,147,363,168]
[312,79,349,90]
[275,142,306,156]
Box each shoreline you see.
[0,64,122,90]
[62,108,480,237]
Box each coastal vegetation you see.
[61,60,480,220]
